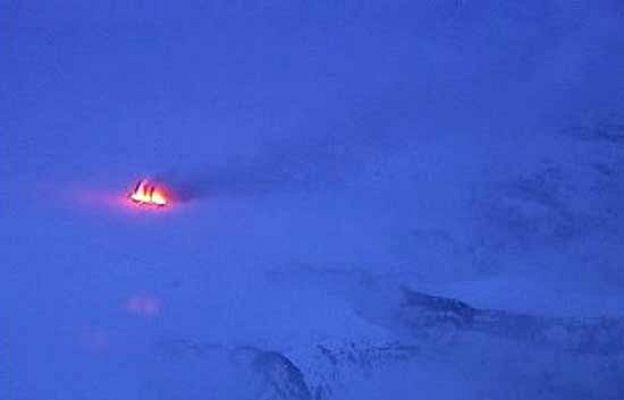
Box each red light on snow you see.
[125,294,162,317]
[129,179,169,207]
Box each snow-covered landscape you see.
[2,1,624,398]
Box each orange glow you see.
[130,179,169,206]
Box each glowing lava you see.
[130,179,169,206]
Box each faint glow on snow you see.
[79,329,110,353]
[125,294,162,317]
[129,179,169,206]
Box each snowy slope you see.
[2,1,624,399]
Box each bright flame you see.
[130,179,169,206]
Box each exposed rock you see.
[233,347,313,400]
[399,287,624,355]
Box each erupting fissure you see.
[129,179,169,206]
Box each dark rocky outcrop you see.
[399,287,624,355]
